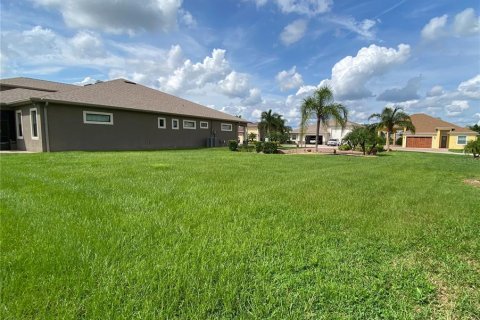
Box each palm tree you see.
[368,106,415,152]
[300,85,348,151]
[260,109,281,140]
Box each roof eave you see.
[40,98,248,123]
[0,99,36,107]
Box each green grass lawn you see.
[1,149,479,319]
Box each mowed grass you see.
[1,149,479,319]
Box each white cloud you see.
[280,19,307,45]
[421,8,480,40]
[329,16,377,40]
[421,14,448,40]
[427,85,444,97]
[322,44,411,100]
[474,113,480,125]
[158,48,230,93]
[391,75,479,121]
[1,25,264,108]
[295,85,317,97]
[242,88,263,106]
[349,110,368,122]
[180,10,197,28]
[69,31,106,58]
[250,0,332,15]
[457,74,480,99]
[219,71,250,98]
[74,76,97,85]
[251,108,263,119]
[453,8,480,36]
[445,100,469,116]
[377,76,422,102]
[251,0,268,7]
[32,0,183,34]
[275,0,332,16]
[276,66,304,91]
[166,45,184,70]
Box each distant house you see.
[238,122,262,143]
[402,113,478,149]
[290,120,358,145]
[0,77,247,151]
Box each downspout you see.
[43,101,50,152]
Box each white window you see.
[158,117,166,129]
[221,123,233,131]
[172,119,179,130]
[457,135,467,145]
[200,121,209,129]
[30,108,39,139]
[183,120,196,129]
[83,111,113,125]
[15,110,23,139]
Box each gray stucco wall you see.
[13,104,45,152]
[45,104,239,151]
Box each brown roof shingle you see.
[1,78,247,123]
[0,88,53,105]
[0,77,76,92]
[40,79,246,122]
[409,113,477,134]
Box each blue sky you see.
[1,0,479,127]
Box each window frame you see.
[200,121,209,129]
[158,117,166,129]
[457,135,467,145]
[30,108,39,140]
[172,118,179,130]
[221,123,233,132]
[15,110,24,139]
[83,111,114,125]
[183,119,196,130]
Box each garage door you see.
[406,137,432,148]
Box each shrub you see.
[396,137,403,145]
[255,141,263,153]
[376,145,385,152]
[464,138,480,159]
[228,140,238,151]
[240,144,255,152]
[263,142,278,154]
[338,144,351,151]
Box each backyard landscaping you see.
[1,149,479,319]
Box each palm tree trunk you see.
[315,118,320,152]
[386,130,390,152]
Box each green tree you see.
[260,110,290,142]
[369,106,415,152]
[344,125,380,155]
[464,137,480,159]
[248,132,257,142]
[260,109,280,139]
[300,85,348,151]
[467,124,480,133]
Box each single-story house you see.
[0,77,247,152]
[402,113,478,149]
[238,122,262,143]
[290,120,358,145]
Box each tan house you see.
[238,122,261,143]
[402,113,478,149]
[290,120,358,145]
[0,77,247,151]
